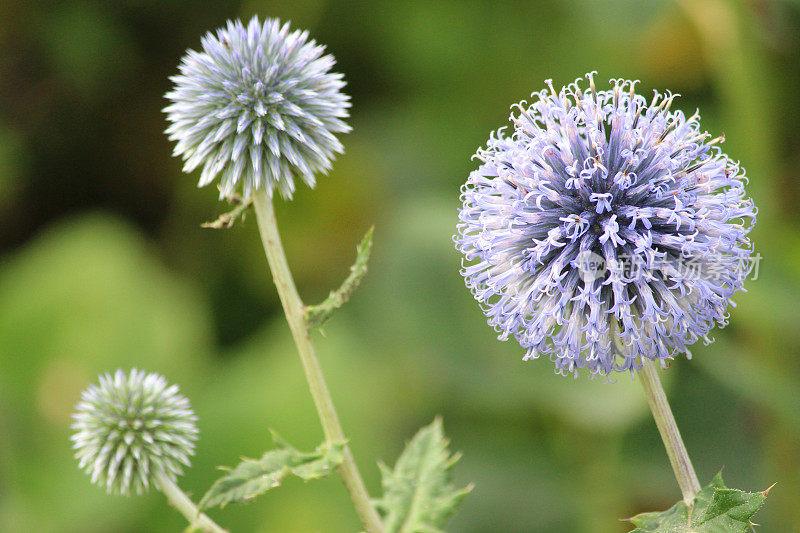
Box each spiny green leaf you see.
[199,433,344,509]
[627,471,769,532]
[305,227,373,329]
[374,417,473,533]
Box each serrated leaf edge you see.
[199,434,345,509]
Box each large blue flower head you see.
[164,17,351,200]
[455,74,756,378]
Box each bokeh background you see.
[1,0,799,531]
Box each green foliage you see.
[627,472,769,532]
[200,434,345,509]
[305,227,373,329]
[375,418,472,533]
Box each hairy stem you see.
[638,359,701,506]
[252,190,385,533]
[154,471,227,533]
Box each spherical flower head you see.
[164,16,351,201]
[71,369,199,495]
[455,73,756,378]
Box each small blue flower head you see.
[71,369,199,494]
[455,74,756,377]
[164,17,351,200]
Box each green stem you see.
[637,359,701,506]
[154,471,228,533]
[252,190,385,533]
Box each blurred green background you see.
[1,0,799,531]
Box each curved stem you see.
[154,471,228,533]
[252,190,385,533]
[637,359,701,506]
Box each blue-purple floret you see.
[455,74,756,377]
[164,17,350,200]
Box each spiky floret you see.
[455,73,756,377]
[71,369,198,495]
[164,16,351,200]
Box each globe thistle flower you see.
[455,73,756,377]
[164,16,351,201]
[71,369,198,495]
